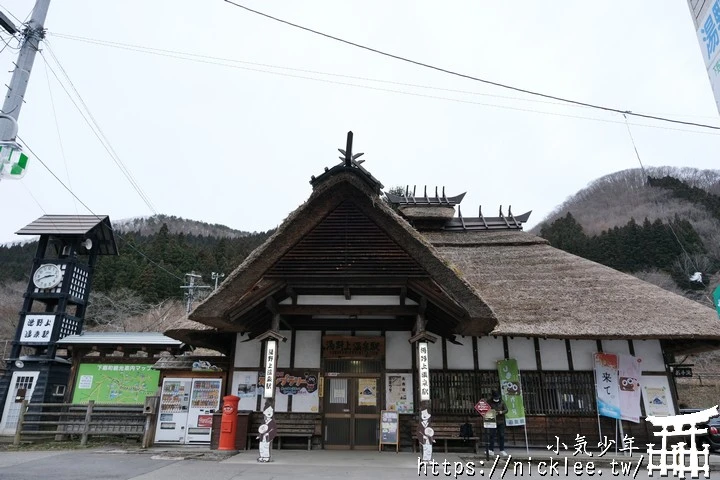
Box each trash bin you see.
[210,410,250,450]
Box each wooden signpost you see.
[379,410,399,452]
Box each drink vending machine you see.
[154,377,222,444]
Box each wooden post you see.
[80,400,95,447]
[13,399,28,446]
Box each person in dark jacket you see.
[487,390,508,456]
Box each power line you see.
[38,45,159,215]
[17,137,185,284]
[224,0,720,132]
[47,32,720,137]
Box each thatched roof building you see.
[181,151,719,355]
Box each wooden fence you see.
[14,400,148,446]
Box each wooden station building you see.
[171,137,720,451]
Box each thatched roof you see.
[163,316,233,355]
[187,160,720,352]
[425,229,720,342]
[191,169,497,333]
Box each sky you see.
[0,1,719,246]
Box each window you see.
[430,370,596,416]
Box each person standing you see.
[487,390,508,456]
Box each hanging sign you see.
[418,341,430,401]
[713,285,720,319]
[19,314,55,344]
[474,399,491,416]
[263,340,277,399]
[322,336,384,359]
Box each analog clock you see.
[33,264,63,289]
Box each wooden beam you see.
[344,286,351,300]
[286,286,298,305]
[276,305,419,316]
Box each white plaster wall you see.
[278,330,292,368]
[631,340,665,372]
[385,331,412,369]
[234,333,261,368]
[602,340,630,356]
[446,336,474,370]
[477,336,504,370]
[539,338,569,370]
[428,333,443,369]
[570,340,597,370]
[508,337,537,370]
[294,330,321,368]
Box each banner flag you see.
[594,353,621,419]
[618,354,642,423]
[497,358,526,426]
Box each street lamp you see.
[211,272,225,290]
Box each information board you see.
[379,410,399,452]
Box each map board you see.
[379,410,399,452]
[72,363,160,404]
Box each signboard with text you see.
[497,358,526,426]
[322,336,384,359]
[687,0,720,114]
[19,314,55,344]
[71,363,159,404]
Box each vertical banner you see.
[263,340,277,399]
[418,342,430,401]
[618,354,642,423]
[713,284,720,319]
[594,353,621,419]
[497,359,526,426]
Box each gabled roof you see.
[424,229,720,346]
[190,170,497,334]
[16,215,118,255]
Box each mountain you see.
[531,166,720,297]
[113,214,253,238]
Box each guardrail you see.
[14,400,146,446]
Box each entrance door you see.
[324,377,380,449]
[0,371,39,435]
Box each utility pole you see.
[181,272,211,314]
[0,0,51,141]
[0,0,51,181]
[211,271,225,290]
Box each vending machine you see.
[185,378,222,443]
[155,378,192,443]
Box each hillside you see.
[532,166,720,404]
[113,214,253,238]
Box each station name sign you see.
[322,336,384,359]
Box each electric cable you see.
[224,0,720,132]
[42,41,158,214]
[17,136,185,284]
[46,32,720,137]
[38,47,159,215]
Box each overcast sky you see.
[0,1,718,247]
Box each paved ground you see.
[0,446,717,479]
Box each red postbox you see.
[218,395,240,451]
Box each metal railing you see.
[14,400,146,446]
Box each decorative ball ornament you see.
[33,264,63,289]
[424,427,434,437]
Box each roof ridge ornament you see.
[309,131,383,192]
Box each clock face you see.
[33,264,63,289]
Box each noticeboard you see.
[379,410,399,452]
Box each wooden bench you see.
[247,414,318,451]
[415,421,481,454]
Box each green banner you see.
[72,363,160,404]
[497,358,526,426]
[714,285,720,319]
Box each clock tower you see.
[0,215,117,434]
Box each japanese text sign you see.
[418,341,430,401]
[19,314,55,344]
[264,340,277,399]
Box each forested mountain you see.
[0,215,272,305]
[533,166,720,303]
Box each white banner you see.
[689,0,720,114]
[618,354,642,423]
[594,353,621,419]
